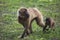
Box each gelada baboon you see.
[17,7,45,38]
[43,17,55,31]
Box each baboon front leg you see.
[26,28,30,35]
[29,25,33,33]
[26,24,32,34]
[21,26,30,38]
[29,19,34,34]
[21,28,27,38]
[21,27,29,38]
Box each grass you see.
[0,0,60,40]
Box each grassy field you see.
[0,0,60,40]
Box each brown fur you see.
[43,17,55,31]
[17,7,45,38]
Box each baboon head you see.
[18,8,29,19]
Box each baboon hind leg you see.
[35,18,45,27]
[35,18,46,32]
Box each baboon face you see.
[19,8,29,18]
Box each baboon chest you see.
[18,16,27,25]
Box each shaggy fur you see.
[17,7,45,38]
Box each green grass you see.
[0,0,60,40]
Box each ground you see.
[0,0,60,40]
